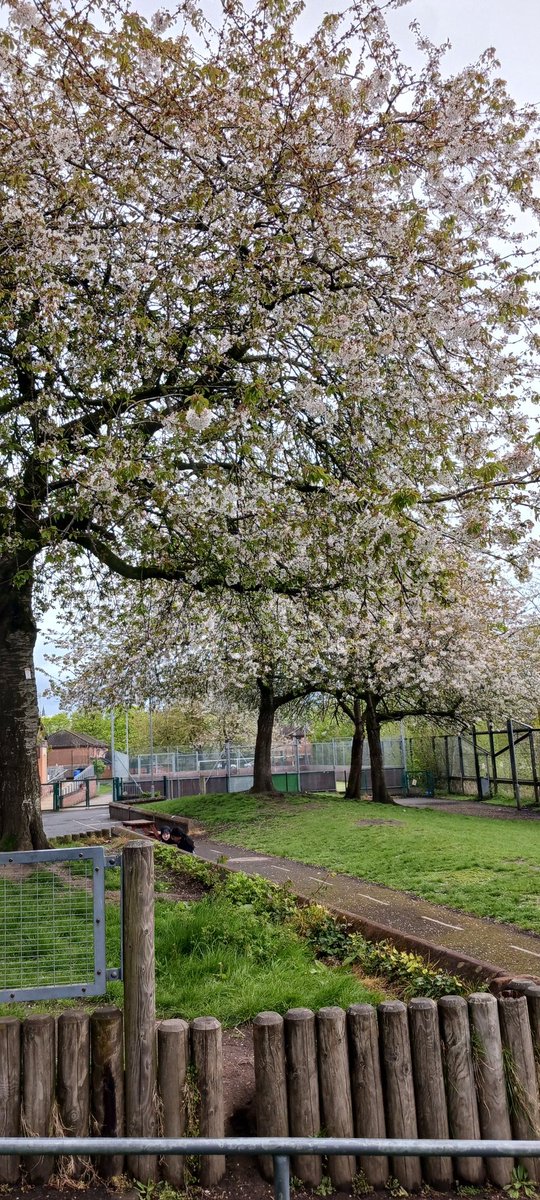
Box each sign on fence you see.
[0,847,121,1002]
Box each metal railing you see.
[0,1138,537,1200]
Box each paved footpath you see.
[43,804,115,839]
[42,803,540,980]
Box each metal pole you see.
[125,711,129,762]
[0,1136,539,1158]
[149,701,154,799]
[273,1155,290,1200]
[488,723,498,796]
[111,709,115,793]
[507,718,521,809]
[225,740,231,794]
[444,735,450,794]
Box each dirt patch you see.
[222,1025,256,1134]
[355,819,404,827]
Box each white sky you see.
[36,0,540,714]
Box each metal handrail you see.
[0,1137,537,1200]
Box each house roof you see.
[47,731,109,750]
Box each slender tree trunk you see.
[0,565,48,849]
[345,698,364,800]
[251,681,278,794]
[365,692,394,806]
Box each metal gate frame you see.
[0,846,121,1003]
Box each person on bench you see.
[159,824,195,854]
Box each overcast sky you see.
[36,0,540,714]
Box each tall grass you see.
[152,895,380,1023]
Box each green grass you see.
[144,792,540,934]
[1,848,380,1024]
[149,894,380,1023]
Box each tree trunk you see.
[0,566,48,849]
[365,692,394,806]
[345,698,364,800]
[251,681,278,794]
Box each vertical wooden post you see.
[0,1018,20,1183]
[507,719,521,809]
[57,1012,90,1177]
[528,730,540,804]
[253,1012,289,1182]
[90,1006,125,1179]
[378,1001,421,1191]
[526,986,540,1092]
[488,724,498,796]
[317,1007,356,1190]
[347,1004,388,1188]
[444,736,451,793]
[284,1008,321,1188]
[471,727,484,801]
[499,997,540,1181]
[191,1016,225,1186]
[158,1019,190,1189]
[408,999,452,1190]
[458,736,465,793]
[22,1014,55,1184]
[468,993,513,1186]
[123,841,157,1182]
[438,997,484,1184]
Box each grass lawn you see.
[2,838,382,1023]
[145,792,540,934]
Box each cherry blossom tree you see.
[2,0,540,843]
[319,565,540,803]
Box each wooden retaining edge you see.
[282,893,511,987]
[109,802,193,833]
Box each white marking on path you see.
[357,892,390,907]
[423,916,464,931]
[227,856,273,863]
[510,944,540,960]
[309,877,332,885]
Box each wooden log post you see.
[253,1012,288,1182]
[157,1019,190,1189]
[191,1017,225,1187]
[122,842,157,1183]
[90,1006,125,1179]
[22,1014,55,1184]
[317,1006,356,1191]
[468,993,513,1187]
[347,1004,388,1189]
[526,986,540,1093]
[284,1008,321,1188]
[378,1001,421,1192]
[57,1011,90,1178]
[438,997,484,1185]
[408,998,452,1190]
[499,997,540,1181]
[0,1018,20,1183]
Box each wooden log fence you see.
[0,991,539,1190]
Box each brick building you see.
[47,731,109,773]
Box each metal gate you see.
[0,846,121,1002]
